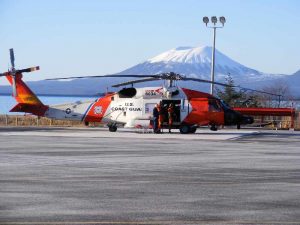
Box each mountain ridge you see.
[120,46,281,83]
[1,45,297,96]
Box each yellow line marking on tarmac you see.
[3,221,300,225]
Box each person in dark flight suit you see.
[152,104,159,133]
[168,103,174,133]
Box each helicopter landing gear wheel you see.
[109,125,117,132]
[179,125,190,134]
[210,124,218,131]
[189,127,197,134]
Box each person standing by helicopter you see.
[158,102,164,133]
[152,104,159,133]
[168,103,174,133]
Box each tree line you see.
[215,75,294,108]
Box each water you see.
[0,95,96,114]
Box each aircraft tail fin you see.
[0,48,47,116]
[6,74,48,116]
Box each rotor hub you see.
[160,72,184,80]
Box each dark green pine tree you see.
[216,75,242,107]
[216,74,261,107]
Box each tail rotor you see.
[9,48,15,69]
[0,48,40,97]
[9,48,17,96]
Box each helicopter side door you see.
[207,99,224,125]
[183,98,209,125]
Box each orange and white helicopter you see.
[1,49,291,133]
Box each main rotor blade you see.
[45,74,159,81]
[9,48,15,69]
[183,77,231,87]
[41,70,281,97]
[183,77,281,97]
[238,87,281,97]
[17,66,40,73]
[112,77,160,88]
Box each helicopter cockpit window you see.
[209,100,222,112]
[220,100,231,110]
[118,88,137,98]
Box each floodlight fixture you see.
[202,16,226,95]
[219,16,226,26]
[203,16,209,26]
[211,16,218,25]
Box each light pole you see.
[203,16,226,96]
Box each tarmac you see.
[0,127,300,225]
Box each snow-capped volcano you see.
[149,46,219,65]
[120,46,279,83]
[0,46,289,97]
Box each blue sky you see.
[0,0,300,85]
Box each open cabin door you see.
[161,100,181,124]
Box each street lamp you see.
[203,16,226,96]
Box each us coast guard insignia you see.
[94,106,103,114]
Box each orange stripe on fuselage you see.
[84,94,113,123]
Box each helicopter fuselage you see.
[3,49,295,133]
[42,86,253,132]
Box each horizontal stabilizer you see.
[233,107,295,117]
[10,103,48,116]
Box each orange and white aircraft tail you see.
[0,48,48,116]
[5,73,48,116]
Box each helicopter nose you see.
[224,109,254,125]
[224,109,239,125]
[241,115,254,125]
